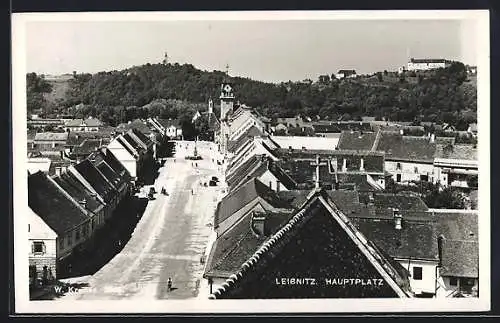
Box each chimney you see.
[368,192,375,204]
[342,158,347,172]
[399,129,404,136]
[360,157,365,171]
[437,235,445,267]
[393,209,402,230]
[430,133,435,143]
[55,167,61,176]
[79,199,87,209]
[251,211,267,236]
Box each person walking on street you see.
[167,277,173,292]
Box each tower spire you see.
[225,63,229,75]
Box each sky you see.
[23,17,479,83]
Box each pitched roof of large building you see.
[73,159,117,203]
[227,126,264,153]
[117,119,152,135]
[52,171,105,214]
[440,239,478,278]
[70,138,109,157]
[337,131,379,151]
[34,132,69,142]
[226,155,297,193]
[209,189,412,299]
[214,178,292,228]
[375,132,436,163]
[434,144,477,160]
[28,171,89,236]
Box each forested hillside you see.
[27,61,476,129]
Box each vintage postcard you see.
[12,10,490,313]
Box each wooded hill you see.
[27,61,476,129]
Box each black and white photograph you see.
[12,10,490,313]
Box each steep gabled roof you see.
[337,131,378,151]
[214,178,291,228]
[204,210,294,279]
[440,240,478,278]
[375,132,436,163]
[73,159,116,203]
[34,132,68,142]
[52,171,105,214]
[130,128,153,148]
[227,155,297,193]
[434,144,477,160]
[227,126,264,153]
[101,147,131,179]
[28,171,89,236]
[210,188,412,299]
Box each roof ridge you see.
[372,129,382,151]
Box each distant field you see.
[44,79,71,105]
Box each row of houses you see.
[201,80,479,299]
[270,117,478,139]
[27,123,160,287]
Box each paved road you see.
[62,141,221,300]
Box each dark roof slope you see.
[52,171,104,214]
[73,159,116,203]
[130,128,153,147]
[440,240,478,278]
[350,218,438,261]
[101,148,131,179]
[214,178,291,227]
[204,211,293,278]
[211,190,412,299]
[434,144,477,160]
[28,171,89,235]
[337,131,378,150]
[376,132,436,163]
[227,126,264,153]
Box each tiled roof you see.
[73,159,116,203]
[83,118,104,127]
[214,178,291,228]
[210,189,412,299]
[117,119,152,135]
[71,139,108,156]
[227,155,297,192]
[435,137,456,145]
[312,122,372,133]
[440,240,478,278]
[101,147,131,179]
[337,131,378,151]
[227,126,264,153]
[204,210,293,278]
[350,218,438,261]
[130,128,154,148]
[122,133,144,155]
[52,171,104,214]
[434,144,477,160]
[87,150,124,189]
[34,132,68,142]
[28,171,89,236]
[157,118,181,129]
[358,193,429,211]
[375,132,436,163]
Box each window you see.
[59,238,64,249]
[414,167,419,173]
[450,277,458,286]
[460,278,475,286]
[412,266,423,280]
[396,163,402,170]
[67,234,73,246]
[82,224,88,237]
[75,229,80,241]
[32,241,45,254]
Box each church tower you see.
[219,67,234,155]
